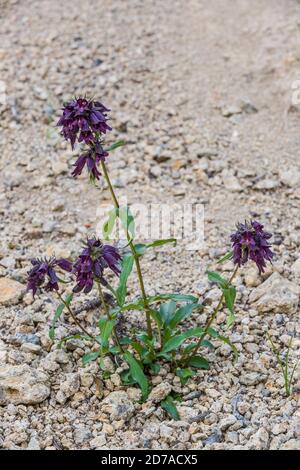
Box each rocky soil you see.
[0,0,300,450]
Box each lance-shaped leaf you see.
[82,350,101,364]
[223,285,236,327]
[161,395,180,420]
[118,206,135,239]
[98,317,116,349]
[116,254,134,306]
[147,293,199,304]
[160,327,205,354]
[207,271,228,288]
[176,367,196,385]
[105,140,126,152]
[188,355,210,369]
[217,251,233,264]
[134,238,176,256]
[169,302,202,329]
[102,208,118,240]
[123,351,149,401]
[159,300,177,326]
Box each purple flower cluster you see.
[231,220,273,273]
[73,238,121,294]
[72,141,108,180]
[57,97,112,180]
[57,98,111,149]
[27,258,72,296]
[27,240,121,297]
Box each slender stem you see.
[183,265,239,366]
[284,339,292,397]
[267,333,289,395]
[96,281,124,353]
[101,160,153,338]
[57,292,94,340]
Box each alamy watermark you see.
[95,199,205,250]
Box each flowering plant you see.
[27,97,274,409]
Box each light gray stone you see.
[101,391,135,421]
[0,365,50,405]
[249,272,300,314]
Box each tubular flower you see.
[27,258,73,296]
[73,238,121,294]
[231,220,273,273]
[57,97,111,149]
[72,141,108,180]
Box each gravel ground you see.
[0,0,300,450]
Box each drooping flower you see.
[27,258,73,296]
[231,220,273,273]
[73,238,121,294]
[72,141,108,180]
[57,97,112,149]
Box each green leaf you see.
[147,293,199,304]
[159,300,177,326]
[58,333,91,348]
[134,244,147,256]
[49,293,73,340]
[123,351,149,400]
[161,395,180,420]
[207,327,219,338]
[105,140,126,152]
[118,206,135,239]
[120,369,136,386]
[217,251,234,264]
[161,327,205,353]
[98,318,115,349]
[184,340,214,354]
[102,208,118,240]
[176,367,196,385]
[149,308,162,328]
[111,301,145,315]
[116,254,134,306]
[120,336,132,345]
[150,363,161,374]
[188,355,210,369]
[49,304,64,340]
[147,238,177,249]
[169,303,201,329]
[161,335,186,353]
[135,332,155,350]
[131,341,145,359]
[207,271,228,288]
[82,350,100,364]
[223,285,236,328]
[201,339,215,350]
[223,286,236,314]
[226,311,235,328]
[112,294,199,315]
[218,335,239,361]
[135,239,177,256]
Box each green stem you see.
[96,281,124,353]
[183,265,239,367]
[267,333,290,397]
[101,160,153,339]
[57,292,94,340]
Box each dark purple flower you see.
[27,257,73,296]
[72,141,108,180]
[73,238,121,294]
[57,97,112,149]
[231,220,273,273]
